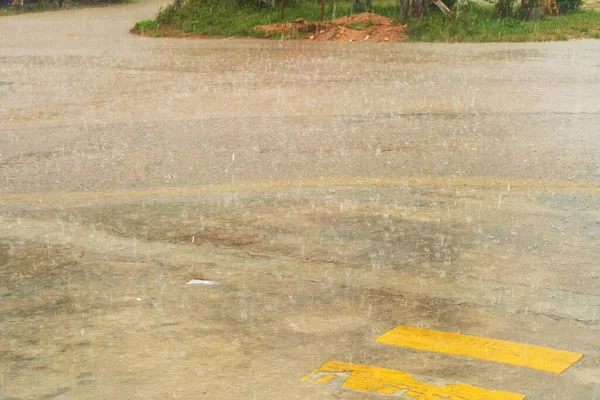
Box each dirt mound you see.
[313,25,405,42]
[330,12,393,26]
[254,13,406,42]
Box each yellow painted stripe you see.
[1,176,597,203]
[314,374,338,383]
[376,326,582,374]
[301,361,526,400]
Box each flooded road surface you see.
[1,2,599,399]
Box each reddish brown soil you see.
[255,12,407,43]
[312,25,405,42]
[330,12,393,26]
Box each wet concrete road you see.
[1,2,599,400]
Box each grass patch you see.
[408,2,600,41]
[152,0,401,37]
[135,19,159,29]
[137,0,600,41]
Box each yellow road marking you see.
[301,361,526,400]
[314,374,338,383]
[1,176,597,203]
[376,326,582,374]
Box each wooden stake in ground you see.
[281,0,285,19]
[432,0,453,16]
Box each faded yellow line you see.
[1,176,598,203]
[301,361,526,400]
[376,326,582,374]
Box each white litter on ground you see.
[186,279,216,285]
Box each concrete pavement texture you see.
[0,2,599,399]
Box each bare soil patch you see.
[313,24,406,42]
[255,12,407,42]
[330,11,393,26]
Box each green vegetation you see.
[140,0,600,41]
[409,2,600,41]
[154,0,369,37]
[556,0,582,14]
[135,19,159,29]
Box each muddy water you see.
[1,185,599,399]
